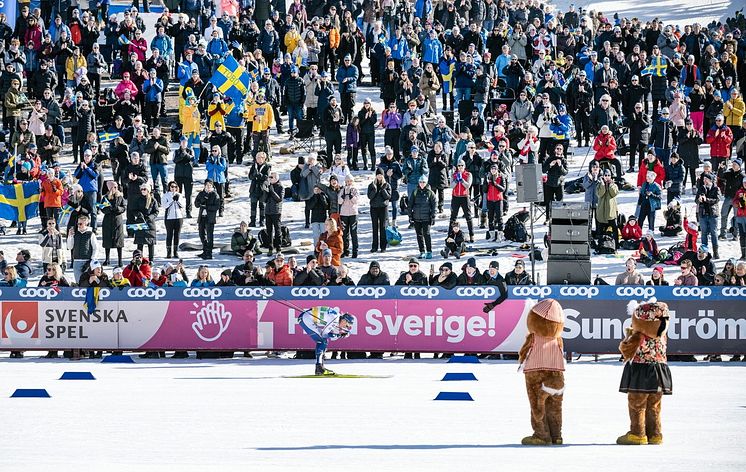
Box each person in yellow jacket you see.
[245,91,275,159]
[207,94,234,130]
[284,24,302,55]
[724,88,745,129]
[65,47,88,88]
[180,93,202,165]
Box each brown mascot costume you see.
[518,298,565,446]
[617,298,672,445]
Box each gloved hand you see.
[483,301,497,313]
[173,194,180,201]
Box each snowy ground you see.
[1,3,743,286]
[1,356,744,471]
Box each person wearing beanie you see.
[482,260,508,313]
[518,299,566,445]
[718,158,745,240]
[646,266,669,286]
[618,299,672,445]
[677,118,704,193]
[429,261,457,289]
[292,254,324,286]
[637,170,662,232]
[395,257,428,286]
[409,175,437,259]
[367,168,392,253]
[357,260,390,286]
[706,113,733,171]
[696,171,722,259]
[457,257,486,285]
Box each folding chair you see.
[292,119,321,153]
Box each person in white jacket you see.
[162,181,185,259]
[338,175,359,258]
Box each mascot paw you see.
[521,435,550,446]
[552,438,563,445]
[616,432,648,445]
[647,434,663,445]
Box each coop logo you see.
[399,286,440,298]
[291,287,330,299]
[1,302,39,339]
[511,286,552,297]
[71,288,111,299]
[347,287,387,298]
[722,287,746,297]
[18,288,59,300]
[615,287,655,298]
[128,287,167,299]
[672,287,712,299]
[235,287,274,298]
[190,300,232,342]
[183,287,223,299]
[559,287,599,299]
[455,287,496,298]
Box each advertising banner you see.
[0,286,743,353]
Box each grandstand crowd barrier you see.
[0,286,743,354]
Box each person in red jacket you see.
[621,215,643,249]
[592,125,624,179]
[706,114,734,170]
[637,150,666,188]
[122,249,152,286]
[682,215,699,253]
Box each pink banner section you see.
[258,299,528,352]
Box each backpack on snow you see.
[386,225,402,246]
[399,195,409,216]
[504,210,530,242]
[596,234,617,254]
[280,225,292,247]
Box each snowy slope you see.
[0,357,744,471]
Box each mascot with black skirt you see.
[617,298,673,445]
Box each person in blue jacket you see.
[205,145,228,216]
[297,306,355,375]
[388,27,409,71]
[142,69,164,128]
[73,150,100,231]
[637,170,663,232]
[422,29,443,66]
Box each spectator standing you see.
[637,171,662,232]
[67,214,99,283]
[173,136,195,218]
[410,175,437,259]
[300,154,322,228]
[450,159,475,242]
[697,172,722,259]
[338,175,359,258]
[596,169,620,250]
[248,151,271,228]
[100,181,126,268]
[195,179,221,260]
[264,171,285,256]
[367,169,392,253]
[163,181,185,260]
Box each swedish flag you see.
[641,56,668,77]
[98,131,120,143]
[84,287,100,315]
[208,55,252,103]
[0,182,40,222]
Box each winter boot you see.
[521,435,551,446]
[425,252,432,259]
[166,246,172,259]
[616,433,648,445]
[173,249,179,259]
[713,246,719,259]
[441,249,448,259]
[420,252,426,259]
[718,231,726,241]
[479,212,487,229]
[485,230,492,240]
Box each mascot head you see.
[627,298,670,339]
[527,298,565,339]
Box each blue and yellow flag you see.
[0,182,40,222]
[84,287,100,315]
[208,55,252,103]
[641,56,668,77]
[98,131,120,143]
[127,223,149,231]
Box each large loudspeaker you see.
[546,259,593,284]
[547,202,592,285]
[515,164,544,203]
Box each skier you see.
[297,306,355,376]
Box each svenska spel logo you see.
[1,302,40,339]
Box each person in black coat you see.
[131,183,160,262]
[358,260,391,285]
[293,254,325,286]
[542,144,568,220]
[482,260,509,312]
[100,181,126,267]
[357,98,378,170]
[677,119,703,191]
[429,261,458,289]
[395,258,429,285]
[248,151,271,227]
[367,169,392,252]
[263,171,284,256]
[173,137,195,217]
[194,179,221,260]
[427,143,450,214]
[75,100,96,163]
[457,257,487,285]
[410,176,437,258]
[624,102,651,172]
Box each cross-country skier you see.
[297,306,355,376]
